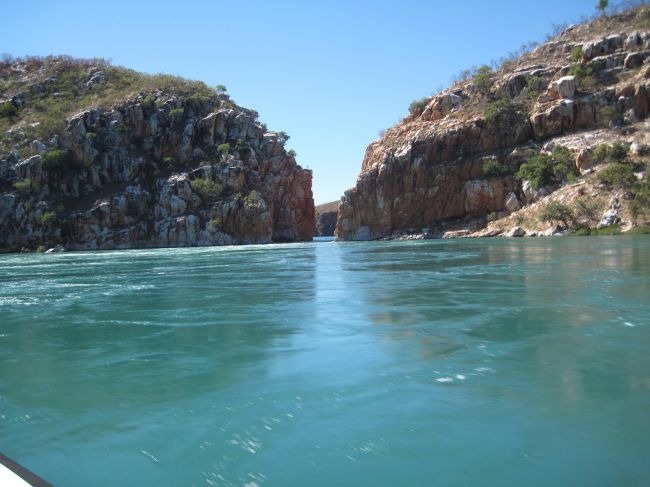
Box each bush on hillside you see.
[539,201,575,227]
[592,142,629,164]
[516,146,577,188]
[597,163,637,188]
[473,65,493,95]
[482,159,512,178]
[408,98,429,115]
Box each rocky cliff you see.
[337,7,650,240]
[0,57,314,252]
[314,201,338,236]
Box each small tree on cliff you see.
[597,0,608,17]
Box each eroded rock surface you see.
[337,8,650,240]
[0,67,314,251]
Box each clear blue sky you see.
[2,0,604,204]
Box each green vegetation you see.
[570,46,584,63]
[597,0,608,16]
[40,211,57,226]
[629,178,650,223]
[572,225,621,236]
[485,97,520,121]
[276,131,290,144]
[638,5,650,27]
[482,159,512,178]
[567,62,596,88]
[187,93,210,110]
[246,190,260,203]
[597,163,637,188]
[13,179,31,192]
[41,149,74,174]
[592,142,629,164]
[516,146,577,188]
[287,149,297,158]
[168,108,185,125]
[0,101,17,118]
[540,201,575,227]
[215,84,227,94]
[161,156,178,170]
[217,143,230,156]
[573,197,603,223]
[207,216,222,230]
[141,95,155,109]
[190,178,222,202]
[0,56,219,154]
[473,65,493,95]
[408,98,429,115]
[625,225,650,235]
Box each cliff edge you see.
[0,57,314,252]
[337,7,650,240]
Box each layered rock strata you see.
[337,10,650,240]
[0,71,314,251]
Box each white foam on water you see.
[140,449,160,463]
[436,377,453,383]
[623,322,635,327]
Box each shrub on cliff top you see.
[168,108,185,126]
[473,65,493,95]
[408,98,429,115]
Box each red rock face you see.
[336,117,528,240]
[336,15,650,241]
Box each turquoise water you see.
[1,237,649,486]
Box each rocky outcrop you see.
[0,72,314,251]
[336,8,650,240]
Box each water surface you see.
[1,237,649,486]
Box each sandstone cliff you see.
[0,57,314,252]
[337,7,650,240]
[314,201,338,236]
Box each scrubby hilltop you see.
[337,6,650,240]
[0,56,314,252]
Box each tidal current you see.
[1,237,649,486]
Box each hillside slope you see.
[336,7,650,240]
[0,56,314,251]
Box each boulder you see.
[575,148,594,174]
[597,209,620,228]
[504,192,521,212]
[503,226,526,238]
[557,76,576,99]
[624,52,645,69]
